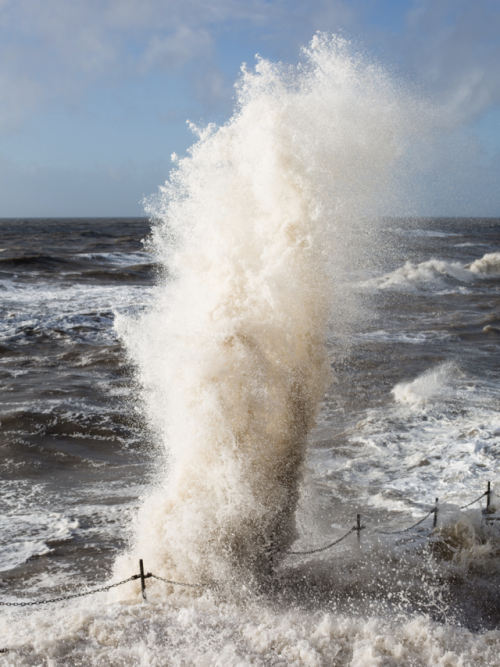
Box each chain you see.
[0,486,492,610]
[459,491,488,510]
[0,575,142,607]
[286,526,358,555]
[149,573,214,588]
[376,508,436,535]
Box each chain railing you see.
[0,560,210,612]
[0,482,495,617]
[0,575,141,608]
[376,504,438,535]
[285,481,495,553]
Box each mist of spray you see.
[114,34,432,587]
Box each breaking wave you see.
[368,251,500,291]
[113,34,437,589]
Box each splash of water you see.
[114,34,432,586]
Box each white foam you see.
[369,259,474,290]
[454,242,489,247]
[392,362,459,408]
[77,251,152,266]
[313,362,500,513]
[114,34,440,587]
[469,252,500,276]
[0,596,499,665]
[367,251,500,291]
[0,512,78,572]
[0,282,153,343]
[357,329,452,344]
[405,229,460,238]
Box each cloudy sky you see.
[0,0,499,217]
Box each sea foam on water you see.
[113,33,433,589]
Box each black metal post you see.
[356,514,362,545]
[433,498,438,529]
[487,481,491,512]
[139,559,147,602]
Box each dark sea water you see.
[0,218,154,588]
[1,217,500,665]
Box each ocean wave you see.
[0,283,152,347]
[392,361,461,408]
[0,254,74,271]
[313,361,500,516]
[0,252,156,283]
[77,251,152,266]
[469,252,500,276]
[1,578,500,664]
[62,263,159,283]
[356,329,453,344]
[0,512,78,572]
[404,229,460,238]
[366,251,500,291]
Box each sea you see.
[0,215,499,665]
[1,35,500,666]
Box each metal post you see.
[356,514,362,545]
[139,559,147,602]
[487,481,491,512]
[433,498,438,529]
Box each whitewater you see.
[1,35,500,666]
[112,32,432,588]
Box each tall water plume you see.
[115,34,432,587]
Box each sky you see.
[0,0,499,218]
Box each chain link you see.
[286,526,358,555]
[376,507,436,535]
[0,486,493,610]
[149,573,214,588]
[0,575,141,607]
[459,491,488,510]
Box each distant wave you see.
[469,252,500,276]
[366,251,500,291]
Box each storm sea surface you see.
[0,216,500,665]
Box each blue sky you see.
[0,0,499,217]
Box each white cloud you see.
[0,0,498,131]
[0,0,354,128]
[397,0,500,121]
[141,26,213,72]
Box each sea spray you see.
[113,34,432,589]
